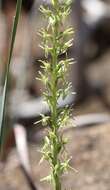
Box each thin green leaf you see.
[0,0,22,150]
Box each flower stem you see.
[53,173,61,190]
[39,0,74,189]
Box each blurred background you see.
[0,0,110,190]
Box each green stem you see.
[51,2,61,189]
[53,173,61,190]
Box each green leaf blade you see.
[0,0,22,150]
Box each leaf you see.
[39,5,52,17]
[51,0,55,5]
[40,175,52,182]
[0,0,22,151]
